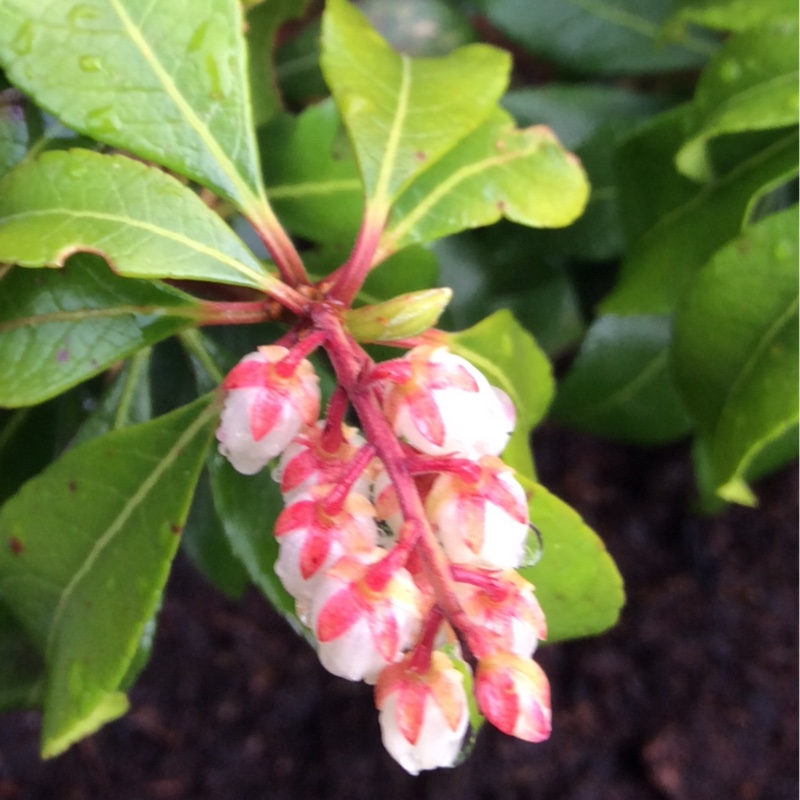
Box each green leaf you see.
[553,315,693,444]
[519,477,624,643]
[208,451,308,639]
[321,0,510,210]
[182,468,250,599]
[0,394,219,757]
[669,0,798,33]
[247,0,311,128]
[672,207,799,505]
[377,108,589,259]
[0,597,44,711]
[0,0,268,213]
[677,24,799,181]
[475,0,714,75]
[0,254,200,408]
[604,108,799,315]
[0,150,275,291]
[447,310,554,480]
[261,100,363,244]
[0,88,27,179]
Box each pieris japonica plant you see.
[5,0,793,777]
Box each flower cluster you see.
[216,340,551,774]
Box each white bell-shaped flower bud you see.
[216,346,320,475]
[426,456,529,569]
[375,651,470,775]
[310,551,424,683]
[373,346,515,459]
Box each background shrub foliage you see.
[0,0,796,760]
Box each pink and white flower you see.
[310,552,425,683]
[373,346,515,459]
[425,456,529,569]
[216,346,320,475]
[375,651,470,774]
[475,652,551,743]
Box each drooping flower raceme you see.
[215,338,552,774]
[216,346,320,475]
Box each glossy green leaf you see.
[553,315,693,444]
[208,451,308,639]
[0,0,268,213]
[475,0,713,75]
[677,24,799,181]
[0,394,219,757]
[0,150,275,291]
[669,0,798,32]
[321,0,510,210]
[261,100,363,243]
[672,208,799,505]
[247,0,311,127]
[0,255,200,408]
[0,88,27,178]
[0,597,44,711]
[448,310,554,480]
[604,108,798,315]
[182,468,250,599]
[519,477,624,643]
[377,108,589,259]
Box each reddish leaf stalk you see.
[197,299,274,326]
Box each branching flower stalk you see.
[213,209,551,774]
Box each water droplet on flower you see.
[67,4,101,29]
[12,21,34,56]
[78,54,103,72]
[86,106,121,137]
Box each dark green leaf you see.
[448,310,554,480]
[604,110,798,315]
[0,597,44,711]
[0,87,27,178]
[0,150,276,290]
[0,0,270,214]
[0,255,200,407]
[476,0,714,75]
[261,100,363,244]
[520,476,624,643]
[553,315,693,444]
[672,207,799,504]
[0,394,219,756]
[321,0,510,210]
[677,23,799,180]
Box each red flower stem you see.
[326,207,387,307]
[275,330,328,378]
[408,608,444,674]
[249,205,310,288]
[321,443,377,518]
[449,565,508,603]
[196,300,274,326]
[321,386,350,453]
[316,305,478,642]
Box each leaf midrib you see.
[45,399,217,657]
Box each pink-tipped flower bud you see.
[374,346,515,459]
[475,653,551,743]
[426,456,529,569]
[310,552,424,683]
[375,651,470,774]
[455,570,547,658]
[216,346,320,475]
[274,488,377,615]
[272,421,371,503]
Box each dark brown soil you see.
[0,425,797,800]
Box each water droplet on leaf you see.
[12,21,34,56]
[67,4,101,29]
[78,54,103,72]
[719,60,741,82]
[86,106,121,137]
[206,54,225,100]
[188,20,210,52]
